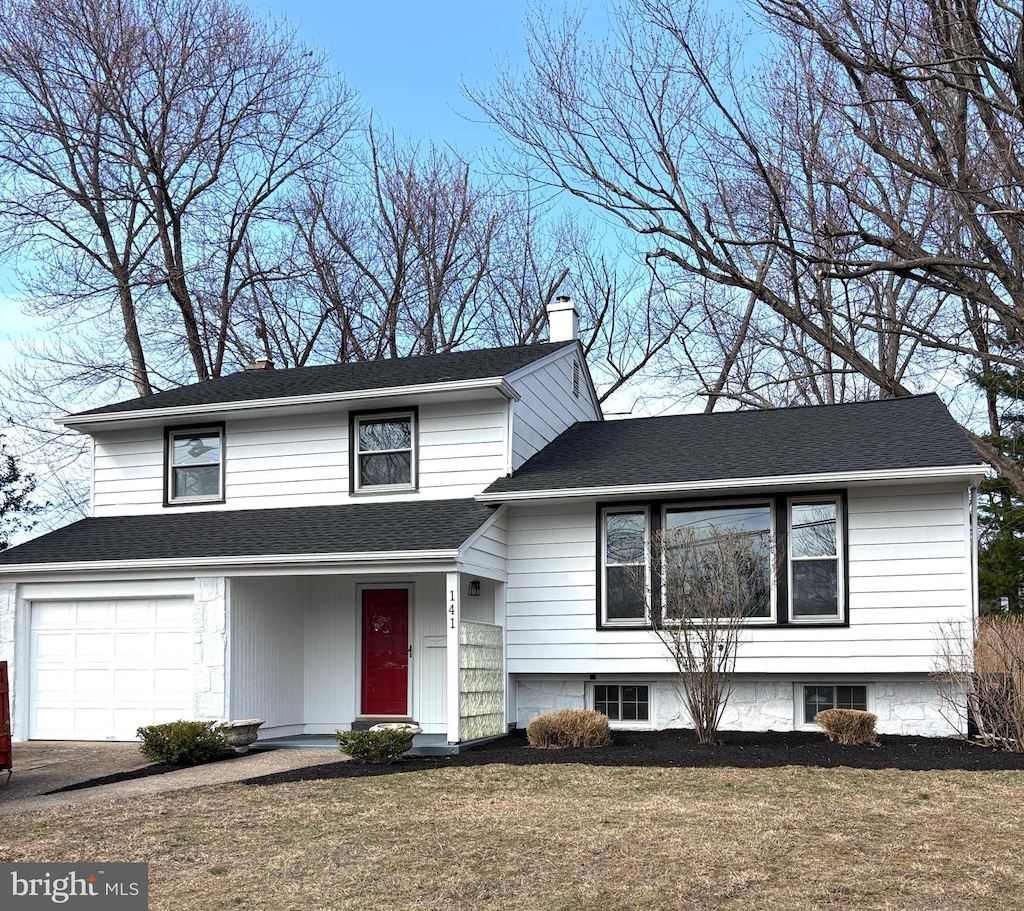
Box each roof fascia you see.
[57,377,521,430]
[0,548,461,576]
[476,463,988,503]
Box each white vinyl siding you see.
[92,399,509,515]
[509,350,601,470]
[504,482,973,677]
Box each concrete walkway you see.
[0,741,343,816]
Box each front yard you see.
[2,761,1022,910]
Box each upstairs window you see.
[166,426,224,504]
[353,411,416,491]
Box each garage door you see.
[30,599,194,740]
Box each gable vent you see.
[573,359,581,398]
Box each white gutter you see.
[57,378,521,429]
[476,463,988,503]
[0,548,460,576]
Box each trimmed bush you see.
[814,708,880,746]
[334,728,414,764]
[526,709,614,750]
[136,720,231,766]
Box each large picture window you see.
[663,503,772,620]
[166,426,224,504]
[602,508,648,623]
[598,494,846,628]
[353,411,416,491]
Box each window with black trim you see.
[789,498,842,621]
[594,683,650,722]
[166,426,224,504]
[353,411,416,491]
[602,508,648,624]
[802,684,867,724]
[598,494,847,628]
[664,502,773,620]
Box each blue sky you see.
[0,0,554,366]
[255,0,539,150]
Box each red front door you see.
[361,589,409,716]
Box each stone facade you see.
[194,576,229,720]
[459,620,504,741]
[515,674,961,736]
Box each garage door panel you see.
[114,632,151,658]
[74,633,114,659]
[30,597,195,741]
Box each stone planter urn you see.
[219,718,264,753]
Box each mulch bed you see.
[48,729,1024,795]
[242,728,1024,786]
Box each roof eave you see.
[57,377,521,430]
[0,548,462,576]
[476,463,988,503]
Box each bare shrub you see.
[526,710,614,750]
[935,615,1024,751]
[630,521,782,745]
[814,709,880,746]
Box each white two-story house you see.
[0,298,986,746]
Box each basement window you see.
[594,683,650,723]
[802,684,868,725]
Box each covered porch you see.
[224,568,508,749]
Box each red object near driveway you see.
[361,589,409,716]
[1,660,12,778]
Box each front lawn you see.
[2,762,1022,910]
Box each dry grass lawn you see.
[2,763,1023,910]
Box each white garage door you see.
[30,598,195,740]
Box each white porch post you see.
[194,577,230,720]
[445,571,461,745]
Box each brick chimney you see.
[244,358,275,371]
[547,295,579,342]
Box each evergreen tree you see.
[973,362,1024,614]
[0,439,42,551]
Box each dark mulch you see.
[242,728,1024,787]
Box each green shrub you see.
[334,728,414,764]
[526,709,614,750]
[814,708,880,746]
[136,720,231,765]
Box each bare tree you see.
[0,0,357,396]
[471,0,1024,488]
[629,517,776,744]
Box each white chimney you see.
[547,295,579,342]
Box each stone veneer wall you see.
[515,675,961,737]
[194,577,229,720]
[459,620,504,741]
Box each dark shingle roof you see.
[484,394,982,496]
[0,500,494,566]
[69,343,574,418]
